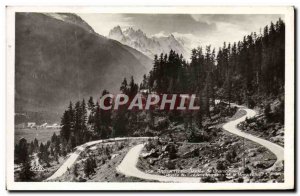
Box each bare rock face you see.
[141,149,159,158]
[248,152,256,157]
[148,158,157,165]
[108,26,190,59]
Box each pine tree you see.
[128,76,138,98]
[81,99,88,132]
[16,138,35,181]
[73,163,79,177]
[74,101,83,145]
[68,101,75,130]
[84,157,96,178]
[120,78,128,94]
[112,109,128,137]
[264,103,272,122]
[84,158,91,178]
[60,102,74,142]
[15,138,28,163]
[94,102,102,136]
[140,74,148,90]
[87,96,95,112]
[34,138,39,151]
[38,142,50,166]
[99,90,111,139]
[19,158,35,181]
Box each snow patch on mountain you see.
[44,13,95,33]
[108,26,193,60]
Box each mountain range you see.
[15,13,153,120]
[108,26,191,59]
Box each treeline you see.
[143,18,284,106]
[60,99,95,149]
[60,76,141,146]
[15,136,57,181]
[15,18,285,181]
[215,18,285,105]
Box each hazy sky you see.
[78,13,283,49]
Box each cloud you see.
[78,13,283,49]
[188,14,283,49]
[122,14,217,36]
[77,13,128,36]
[172,32,202,49]
[191,14,283,32]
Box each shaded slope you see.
[15,13,152,115]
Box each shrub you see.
[264,103,272,122]
[217,174,227,182]
[216,161,227,171]
[273,100,284,124]
[167,143,178,159]
[145,139,155,151]
[225,149,237,163]
[73,163,79,177]
[237,177,244,183]
[244,167,251,174]
[257,146,266,153]
[201,176,217,183]
[164,160,176,170]
[188,129,211,143]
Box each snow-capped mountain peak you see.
[108,25,125,41]
[108,26,190,59]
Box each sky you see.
[78,13,283,50]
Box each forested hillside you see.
[143,18,285,107]
[15,18,285,182]
[53,18,286,155]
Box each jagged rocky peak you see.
[109,25,123,34]
[128,28,144,34]
[108,25,125,40]
[107,26,190,59]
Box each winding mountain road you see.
[116,103,284,182]
[46,140,104,180]
[46,103,284,182]
[223,104,284,170]
[116,144,200,182]
[46,137,149,181]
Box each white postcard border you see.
[6,6,294,190]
